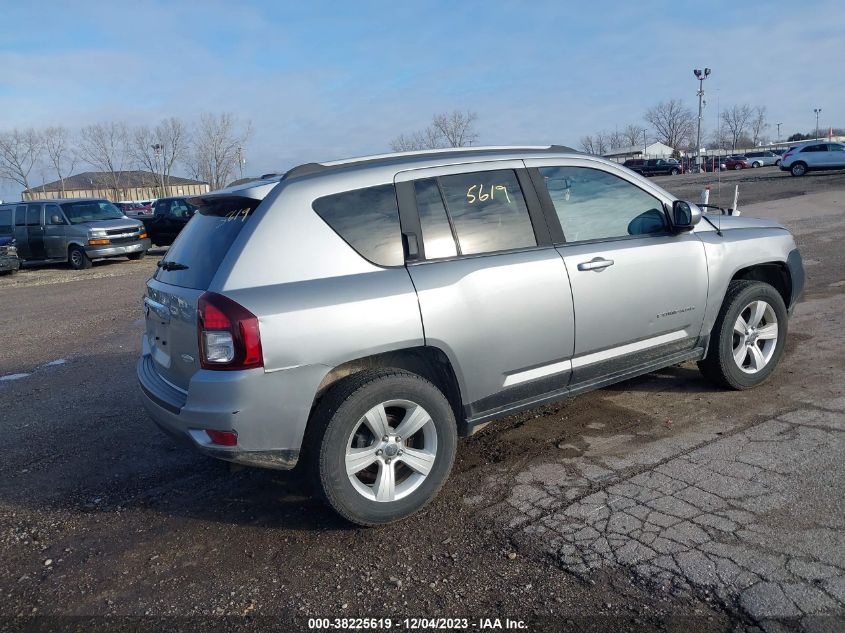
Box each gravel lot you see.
[1,169,844,632]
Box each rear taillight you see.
[197,292,263,370]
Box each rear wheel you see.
[734,164,743,170]
[775,159,781,166]
[790,162,807,176]
[752,161,762,168]
[68,246,92,270]
[309,369,457,526]
[698,280,788,389]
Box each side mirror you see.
[671,200,701,231]
[50,214,64,225]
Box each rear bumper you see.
[86,238,151,259]
[136,341,328,470]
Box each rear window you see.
[312,184,403,267]
[154,197,259,289]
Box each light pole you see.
[813,108,822,140]
[693,68,711,172]
[776,122,782,143]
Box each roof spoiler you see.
[187,180,280,207]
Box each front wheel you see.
[309,369,457,526]
[734,164,743,170]
[775,159,781,166]
[68,246,92,270]
[752,161,762,168]
[791,162,807,176]
[698,280,788,389]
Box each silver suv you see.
[137,146,804,525]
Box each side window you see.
[437,170,536,255]
[0,207,12,233]
[829,144,845,152]
[313,184,403,266]
[27,205,42,226]
[538,166,668,242]
[15,205,27,226]
[171,201,189,218]
[801,144,826,153]
[46,204,64,224]
[413,179,457,259]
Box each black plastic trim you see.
[516,168,552,246]
[460,346,705,435]
[787,248,805,309]
[395,180,425,262]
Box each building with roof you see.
[22,170,209,201]
[603,141,676,163]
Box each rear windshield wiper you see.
[157,260,189,271]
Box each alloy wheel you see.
[732,300,778,374]
[345,399,437,502]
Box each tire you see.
[127,251,146,261]
[752,161,762,168]
[698,280,788,390]
[734,164,743,170]
[670,168,679,175]
[790,162,807,177]
[308,369,457,526]
[775,159,781,167]
[68,246,92,270]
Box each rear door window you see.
[801,144,827,152]
[312,184,403,267]
[26,205,42,226]
[154,197,259,289]
[413,179,457,259]
[436,170,536,255]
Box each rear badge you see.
[181,354,195,364]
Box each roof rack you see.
[282,144,577,181]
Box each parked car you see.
[745,151,781,168]
[623,158,684,176]
[0,206,21,275]
[724,156,752,170]
[690,156,725,172]
[140,197,198,246]
[0,198,150,270]
[137,145,804,526]
[117,201,155,216]
[780,142,845,177]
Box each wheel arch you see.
[309,346,466,434]
[731,261,792,309]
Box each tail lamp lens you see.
[198,292,263,370]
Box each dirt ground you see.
[1,168,844,632]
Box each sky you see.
[1,0,843,200]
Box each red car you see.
[723,156,751,170]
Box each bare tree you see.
[750,106,768,146]
[580,133,609,155]
[0,128,43,190]
[432,110,479,147]
[644,100,695,150]
[622,123,647,147]
[77,122,129,198]
[390,127,444,152]
[43,126,76,196]
[187,113,252,190]
[389,110,479,152]
[579,135,597,154]
[720,104,753,150]
[130,117,189,196]
[607,129,624,150]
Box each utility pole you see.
[776,122,782,143]
[813,108,822,140]
[693,68,711,173]
[151,143,163,198]
[236,147,245,179]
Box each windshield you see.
[60,200,125,224]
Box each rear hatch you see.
[143,181,277,391]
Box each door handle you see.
[577,257,614,271]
